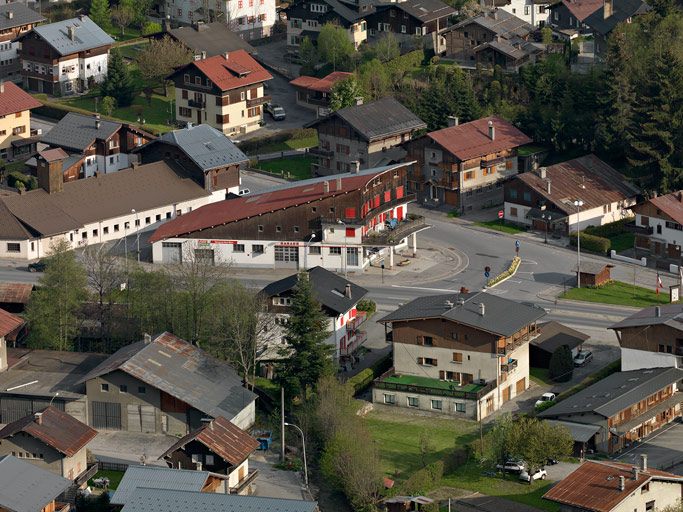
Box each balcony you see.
[501,358,518,373]
[347,311,367,331]
[375,369,497,400]
[231,469,259,494]
[624,221,653,235]
[481,156,505,168]
[309,146,334,157]
[247,95,271,108]
[188,99,205,108]
[362,214,428,246]
[75,462,99,486]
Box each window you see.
[179,106,192,117]
[12,126,25,135]
[114,224,120,232]
[510,207,518,217]
[641,483,649,493]
[641,215,649,226]
[6,243,20,253]
[509,188,518,199]
[247,106,260,118]
[145,217,151,225]
[329,247,342,255]
[275,226,282,233]
[431,399,443,410]
[240,91,246,100]
[252,244,264,254]
[603,203,612,214]
[275,246,298,263]
[418,357,437,366]
[407,396,419,407]
[419,336,433,346]
[645,502,655,512]
[156,214,161,221]
[103,226,109,235]
[455,402,466,413]
[523,191,531,202]
[134,219,140,227]
[659,344,665,352]
[401,24,406,33]
[309,246,321,255]
[346,228,355,237]
[464,170,475,180]
[452,352,463,363]
[293,226,300,233]
[82,232,88,240]
[483,167,495,176]
[233,244,245,253]
[119,385,128,393]
[101,383,109,392]
[383,394,396,404]
[273,297,292,306]
[524,5,529,14]
[138,386,146,394]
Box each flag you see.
[657,273,663,294]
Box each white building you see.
[631,191,683,260]
[499,0,551,27]
[0,3,45,83]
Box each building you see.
[0,406,97,484]
[0,81,42,161]
[374,292,546,419]
[503,155,639,234]
[405,115,532,210]
[0,455,72,512]
[290,71,353,114]
[0,308,26,362]
[0,3,45,82]
[611,304,683,371]
[79,332,257,434]
[134,123,248,196]
[260,266,369,364]
[159,416,260,494]
[498,0,551,27]
[574,262,613,287]
[111,466,230,506]
[529,321,588,369]
[583,0,650,56]
[0,158,222,261]
[538,367,682,454]
[286,0,367,49]
[39,112,154,178]
[631,191,683,260]
[149,163,428,272]
[18,15,114,96]
[309,97,426,176]
[546,0,603,35]
[543,459,683,512]
[167,50,272,136]
[0,282,33,313]
[167,22,256,59]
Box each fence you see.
[97,460,130,472]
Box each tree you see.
[329,77,362,111]
[101,96,117,116]
[317,23,355,71]
[549,345,574,382]
[25,240,87,351]
[136,36,193,96]
[141,21,162,36]
[111,5,134,36]
[101,49,136,107]
[121,0,152,26]
[541,26,553,45]
[89,0,111,32]
[374,32,400,63]
[275,273,333,401]
[298,36,318,75]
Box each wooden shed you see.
[574,262,613,287]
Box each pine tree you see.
[101,49,135,107]
[549,345,573,382]
[89,0,112,33]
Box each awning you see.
[546,420,601,443]
[614,393,682,435]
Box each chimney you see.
[201,50,207,60]
[34,412,43,425]
[488,120,495,140]
[37,154,64,194]
[447,115,459,127]
[632,467,639,481]
[344,283,352,299]
[479,303,485,316]
[143,333,152,344]
[546,180,551,195]
[323,180,330,193]
[676,191,682,202]
[655,306,661,318]
[640,454,648,471]
[0,81,4,94]
[618,476,625,491]
[67,25,75,41]
[94,113,101,130]
[539,166,547,179]
[336,176,342,191]
[355,96,363,106]
[224,51,229,60]
[604,0,613,17]
[6,11,13,19]
[196,21,208,31]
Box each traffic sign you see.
[498,210,504,219]
[484,271,490,278]
[515,239,521,248]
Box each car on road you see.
[496,460,525,473]
[519,468,547,482]
[265,103,286,121]
[238,188,250,196]
[28,260,47,272]
[535,392,557,408]
[574,350,593,367]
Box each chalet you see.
[0,3,45,82]
[308,97,426,176]
[167,50,273,135]
[630,191,683,260]
[0,455,72,512]
[18,15,114,96]
[498,0,551,27]
[149,163,429,272]
[166,22,256,60]
[290,71,353,114]
[0,81,42,161]
[583,0,650,56]
[0,307,26,352]
[286,0,367,50]
[404,115,531,210]
[374,292,546,419]
[503,155,639,234]
[547,0,603,35]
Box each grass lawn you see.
[529,367,554,386]
[254,133,319,154]
[255,156,314,180]
[560,281,673,307]
[109,27,143,44]
[254,377,279,401]
[517,144,548,157]
[609,232,635,253]
[475,220,526,234]
[116,41,149,60]
[88,469,124,490]
[381,374,483,393]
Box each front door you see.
[516,377,526,394]
[502,386,511,403]
[196,108,202,125]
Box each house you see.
[574,261,613,287]
[158,416,260,494]
[404,115,532,210]
[134,123,248,196]
[0,282,33,313]
[78,332,257,434]
[149,163,428,272]
[166,22,256,60]
[498,0,551,27]
[503,155,639,234]
[167,50,273,136]
[0,307,26,351]
[384,496,435,512]
[0,81,42,161]
[308,97,426,176]
[543,459,683,512]
[547,0,603,35]
[0,455,72,512]
[374,292,546,419]
[260,266,369,364]
[39,112,154,178]
[290,71,353,114]
[529,321,589,369]
[0,158,223,260]
[18,15,114,96]
[286,0,367,50]
[583,0,650,56]
[610,304,683,371]
[118,488,319,512]
[111,466,230,506]
[0,406,97,484]
[538,367,682,453]
[0,3,45,83]
[630,191,683,260]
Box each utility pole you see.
[280,386,285,463]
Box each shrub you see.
[141,21,162,36]
[347,368,374,394]
[8,171,33,190]
[535,400,556,413]
[569,232,611,254]
[402,461,444,495]
[584,218,631,239]
[487,256,521,287]
[356,299,376,315]
[549,345,574,382]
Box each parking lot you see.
[615,420,683,474]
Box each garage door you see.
[516,377,526,394]
[127,404,156,433]
[92,401,122,430]
[502,386,511,403]
[161,242,183,263]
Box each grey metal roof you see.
[261,266,368,316]
[0,3,44,31]
[169,22,256,57]
[531,321,589,354]
[0,455,71,512]
[538,367,683,419]
[121,488,319,512]
[159,124,248,171]
[372,0,456,22]
[450,8,532,37]
[544,420,601,443]
[380,291,546,337]
[573,262,614,275]
[610,304,683,331]
[31,15,114,56]
[79,333,257,421]
[41,112,120,152]
[111,466,213,506]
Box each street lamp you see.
[574,200,584,288]
[304,233,316,270]
[337,220,347,279]
[541,213,550,244]
[131,209,140,263]
[284,422,308,487]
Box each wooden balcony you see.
[501,358,518,373]
[363,214,427,246]
[247,95,271,108]
[231,469,258,494]
[188,98,205,108]
[74,462,99,486]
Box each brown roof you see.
[0,406,97,457]
[38,148,70,162]
[543,460,683,512]
[172,50,272,92]
[159,416,259,466]
[0,283,33,305]
[0,308,25,339]
[554,0,603,21]
[0,82,42,117]
[0,199,34,240]
[290,71,353,93]
[513,155,639,215]
[637,191,683,225]
[427,116,532,161]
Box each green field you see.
[89,469,124,490]
[255,156,314,180]
[476,220,526,234]
[560,281,674,307]
[381,374,483,393]
[529,367,553,386]
[254,134,319,154]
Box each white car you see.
[238,188,251,196]
[535,392,556,408]
[519,468,547,482]
[496,460,525,473]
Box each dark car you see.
[28,260,47,272]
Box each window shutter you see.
[439,370,445,380]
[433,359,438,366]
[417,336,423,345]
[418,357,424,365]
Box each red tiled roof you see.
[159,416,259,467]
[427,116,532,161]
[543,461,682,512]
[290,71,353,93]
[637,192,683,225]
[150,167,396,242]
[559,0,603,21]
[184,50,272,92]
[0,307,24,339]
[0,82,42,117]
[0,405,97,457]
[0,282,33,305]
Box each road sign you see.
[515,239,521,248]
[498,210,504,219]
[484,271,490,278]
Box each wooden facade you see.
[365,6,444,36]
[615,323,683,357]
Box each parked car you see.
[496,460,525,473]
[238,188,250,196]
[546,458,559,465]
[265,103,286,121]
[535,392,556,408]
[519,468,547,482]
[28,260,47,272]
[574,350,593,367]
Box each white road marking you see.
[522,260,539,265]
[391,285,456,293]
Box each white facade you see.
[0,40,20,82]
[621,347,683,372]
[230,399,256,430]
[499,0,551,27]
[634,211,683,249]
[22,52,108,95]
[611,479,683,512]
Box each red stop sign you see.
[498,210,504,219]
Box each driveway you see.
[615,421,683,474]
[250,452,308,501]
[88,431,175,466]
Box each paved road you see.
[240,169,288,194]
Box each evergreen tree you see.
[276,273,333,401]
[89,0,112,32]
[549,345,573,382]
[101,49,136,107]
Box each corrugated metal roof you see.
[0,308,25,338]
[549,0,603,21]
[111,466,214,505]
[0,3,44,30]
[0,455,71,512]
[373,0,456,22]
[583,0,650,35]
[544,419,601,443]
[0,283,33,305]
[531,321,589,354]
[169,22,255,57]
[159,124,248,171]
[611,303,683,331]
[30,15,113,56]
[451,8,532,37]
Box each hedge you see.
[347,368,374,394]
[7,171,37,190]
[584,218,631,239]
[356,299,376,315]
[486,256,521,287]
[569,232,611,254]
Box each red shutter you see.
[396,186,404,199]
[397,206,404,221]
[344,207,356,219]
[346,227,355,237]
[374,195,380,208]
[384,190,391,202]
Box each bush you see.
[549,345,574,382]
[584,218,631,239]
[487,256,521,287]
[8,171,36,190]
[535,400,555,412]
[347,368,374,394]
[141,21,162,36]
[569,232,611,254]
[402,461,444,495]
[356,299,376,315]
